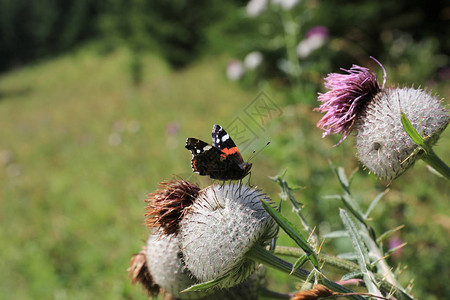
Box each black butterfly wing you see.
[185,138,223,176]
[211,124,236,150]
[211,124,244,164]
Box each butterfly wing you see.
[211,124,244,163]
[185,138,223,176]
[212,124,236,149]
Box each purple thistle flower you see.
[315,59,449,180]
[315,65,381,144]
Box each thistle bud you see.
[129,233,263,299]
[179,183,278,288]
[355,87,448,180]
[145,233,213,299]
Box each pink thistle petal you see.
[315,65,381,144]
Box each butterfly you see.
[185,124,252,180]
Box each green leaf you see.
[339,209,382,296]
[260,198,319,268]
[322,230,349,239]
[385,242,407,256]
[291,254,308,274]
[340,194,365,224]
[401,111,425,147]
[339,209,370,271]
[364,189,389,219]
[181,276,227,292]
[347,167,359,186]
[330,163,351,195]
[377,225,405,244]
[341,271,364,281]
[337,252,359,261]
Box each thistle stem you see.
[272,245,415,300]
[247,245,365,300]
[421,148,450,180]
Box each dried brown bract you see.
[291,284,334,300]
[127,246,160,296]
[145,179,200,235]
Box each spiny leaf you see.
[365,189,389,219]
[385,242,407,256]
[341,271,364,281]
[340,209,382,296]
[291,255,308,274]
[181,276,227,292]
[260,198,319,268]
[377,225,405,244]
[322,230,349,239]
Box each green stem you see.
[274,246,360,272]
[273,245,415,300]
[258,287,291,299]
[421,148,450,180]
[247,245,365,300]
[280,11,301,86]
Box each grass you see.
[0,44,449,299]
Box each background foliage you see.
[0,0,449,299]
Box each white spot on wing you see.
[221,133,229,142]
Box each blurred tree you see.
[0,0,100,71]
[0,0,448,78]
[98,0,245,68]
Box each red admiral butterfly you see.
[185,124,252,180]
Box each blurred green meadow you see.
[1,1,449,299]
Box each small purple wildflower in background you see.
[316,59,449,180]
[165,121,180,136]
[297,26,329,58]
[226,59,245,81]
[305,26,329,39]
[388,236,404,260]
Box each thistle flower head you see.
[180,183,277,288]
[145,233,216,299]
[145,179,200,235]
[355,87,449,180]
[316,65,381,143]
[130,233,263,299]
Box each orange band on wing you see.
[221,147,239,155]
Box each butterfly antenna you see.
[247,141,270,163]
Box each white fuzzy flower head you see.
[226,60,245,81]
[180,183,277,288]
[145,234,212,299]
[355,87,449,180]
[129,233,262,299]
[246,0,268,17]
[244,51,263,70]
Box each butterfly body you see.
[185,125,252,180]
